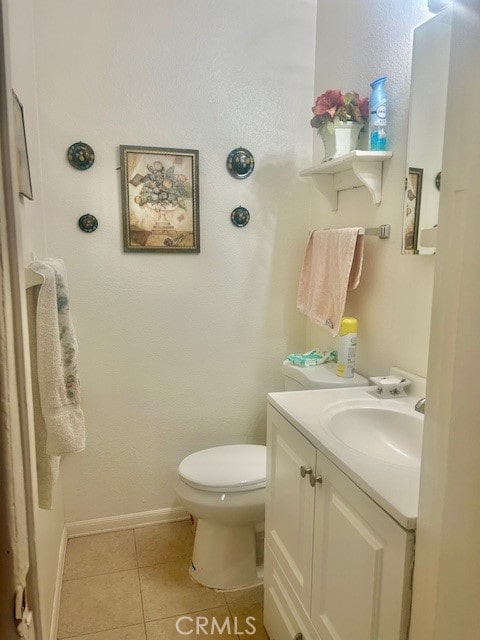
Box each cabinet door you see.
[311,451,415,640]
[266,406,316,612]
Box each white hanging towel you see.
[26,293,60,510]
[30,259,85,458]
[296,228,364,336]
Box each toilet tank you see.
[282,360,368,390]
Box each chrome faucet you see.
[415,398,426,414]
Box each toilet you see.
[175,360,368,590]
[282,359,368,391]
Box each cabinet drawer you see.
[264,541,319,640]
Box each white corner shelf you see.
[300,150,393,212]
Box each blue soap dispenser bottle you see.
[369,76,387,151]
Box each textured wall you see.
[34,0,317,522]
[7,0,64,637]
[307,0,433,378]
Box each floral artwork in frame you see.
[403,167,423,254]
[120,145,200,252]
[12,91,33,200]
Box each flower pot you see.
[319,122,363,162]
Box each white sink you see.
[323,399,423,468]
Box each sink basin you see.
[323,400,423,467]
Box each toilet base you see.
[190,518,261,590]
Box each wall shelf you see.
[300,150,393,211]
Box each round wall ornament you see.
[67,141,95,170]
[230,206,250,227]
[78,213,98,233]
[226,147,254,179]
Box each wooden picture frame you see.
[120,145,200,253]
[12,91,33,200]
[403,167,423,254]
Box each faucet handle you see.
[369,375,411,398]
[415,398,426,414]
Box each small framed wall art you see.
[12,91,33,200]
[403,167,423,254]
[120,145,200,253]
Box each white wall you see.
[307,0,433,378]
[34,0,317,522]
[7,0,64,638]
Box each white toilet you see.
[175,360,368,590]
[282,359,368,391]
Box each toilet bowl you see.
[175,444,266,590]
[175,362,368,590]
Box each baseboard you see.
[49,526,67,640]
[65,506,190,538]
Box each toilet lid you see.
[178,444,266,492]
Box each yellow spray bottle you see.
[336,317,357,378]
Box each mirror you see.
[402,9,452,255]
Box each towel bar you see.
[325,224,391,239]
[360,224,390,239]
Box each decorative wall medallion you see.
[67,141,95,170]
[435,171,441,191]
[231,206,250,227]
[78,213,98,233]
[226,147,254,179]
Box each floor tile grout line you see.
[224,595,234,619]
[58,621,147,640]
[133,531,148,625]
[132,527,140,566]
[137,567,147,625]
[62,566,138,586]
[62,554,193,583]
[137,554,192,570]
[225,593,266,640]
[144,603,232,625]
[62,564,139,583]
[57,622,144,640]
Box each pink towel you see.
[296,228,364,336]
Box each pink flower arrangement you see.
[311,89,369,133]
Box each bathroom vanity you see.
[264,386,423,640]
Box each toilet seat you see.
[178,444,266,493]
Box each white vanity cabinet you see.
[264,405,415,640]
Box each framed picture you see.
[12,91,33,200]
[402,167,423,254]
[120,145,200,252]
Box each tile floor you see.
[57,521,268,640]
